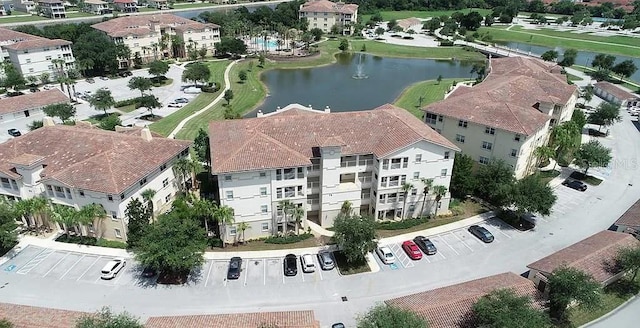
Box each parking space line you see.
[317,258,323,281]
[17,249,55,274]
[438,251,446,260]
[494,227,513,239]
[453,232,480,250]
[43,252,70,277]
[422,255,430,263]
[204,261,213,287]
[263,259,266,285]
[111,266,127,285]
[438,235,460,255]
[60,254,85,280]
[301,269,305,282]
[243,260,249,286]
[282,271,285,284]
[77,257,101,282]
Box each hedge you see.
[375,217,429,230]
[114,97,140,108]
[56,234,127,249]
[264,233,313,244]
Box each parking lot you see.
[373,218,520,271]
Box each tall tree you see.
[214,204,235,246]
[574,140,612,175]
[333,214,377,264]
[291,206,305,235]
[509,174,557,217]
[419,178,433,218]
[181,62,210,86]
[559,49,578,67]
[612,60,638,78]
[616,244,640,281]
[193,128,211,166]
[191,198,216,235]
[450,153,475,199]
[356,304,428,328]
[534,146,555,167]
[3,62,25,90]
[137,94,162,117]
[432,185,448,218]
[140,189,157,222]
[549,267,602,322]
[223,89,234,105]
[541,50,558,62]
[148,60,170,83]
[474,160,514,208]
[473,288,552,328]
[591,53,616,70]
[88,89,115,115]
[588,102,621,131]
[42,103,76,122]
[400,183,414,220]
[127,76,153,97]
[277,199,295,233]
[125,198,150,248]
[0,199,19,251]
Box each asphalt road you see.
[1,112,639,327]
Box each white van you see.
[300,254,316,273]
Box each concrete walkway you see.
[167,59,239,139]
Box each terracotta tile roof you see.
[385,272,543,328]
[0,27,40,43]
[37,0,63,4]
[594,81,638,101]
[424,57,577,135]
[0,89,69,115]
[145,310,321,328]
[9,153,45,166]
[0,303,88,328]
[3,38,71,51]
[84,0,107,4]
[92,14,219,37]
[527,230,640,284]
[616,199,640,229]
[209,104,459,174]
[299,0,358,14]
[113,0,136,3]
[0,125,191,194]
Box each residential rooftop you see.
[208,103,459,174]
[0,89,69,116]
[0,303,87,328]
[3,38,71,51]
[0,27,40,44]
[594,81,639,101]
[616,198,640,229]
[299,0,358,14]
[146,310,321,328]
[91,14,219,38]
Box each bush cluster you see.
[264,233,313,244]
[375,217,429,230]
[56,235,127,249]
[114,97,140,108]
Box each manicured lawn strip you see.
[149,60,229,136]
[360,8,491,22]
[208,235,322,252]
[477,27,640,58]
[519,11,565,18]
[0,15,47,23]
[566,73,583,83]
[538,170,561,185]
[350,40,487,61]
[508,26,640,48]
[394,78,468,118]
[570,171,603,186]
[66,12,95,18]
[116,104,136,113]
[569,276,640,327]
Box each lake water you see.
[497,41,640,83]
[252,53,476,116]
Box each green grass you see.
[349,40,486,61]
[571,65,640,88]
[360,8,491,22]
[570,171,603,186]
[477,26,640,58]
[566,73,583,83]
[152,78,173,87]
[0,15,47,23]
[65,12,94,18]
[570,276,640,327]
[394,78,469,118]
[138,7,159,12]
[116,104,137,113]
[538,170,561,185]
[149,60,230,136]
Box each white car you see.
[167,102,185,108]
[300,254,316,273]
[376,246,395,265]
[100,258,126,280]
[183,86,202,94]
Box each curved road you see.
[1,115,639,326]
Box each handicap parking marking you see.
[389,263,399,270]
[0,245,46,272]
[16,249,56,275]
[3,265,16,272]
[388,243,414,268]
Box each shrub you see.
[264,233,313,244]
[375,217,429,230]
[56,235,127,248]
[209,238,223,248]
[440,40,455,46]
[0,88,6,95]
[114,97,140,108]
[96,239,127,249]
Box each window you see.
[139,177,147,186]
[260,172,266,178]
[458,120,468,128]
[277,188,283,199]
[485,127,495,135]
[28,68,34,73]
[444,151,450,159]
[514,134,521,142]
[411,189,417,196]
[510,149,518,157]
[78,190,85,197]
[440,169,447,177]
[120,193,125,200]
[160,164,167,171]
[382,159,389,170]
[163,178,168,188]
[260,187,267,196]
[381,177,388,187]
[225,175,232,181]
[229,226,237,236]
[165,194,171,202]
[25,59,31,63]
[261,205,268,213]
[261,222,269,231]
[108,195,113,201]
[110,211,117,220]
[297,185,304,196]
[391,158,402,169]
[45,56,51,60]
[409,204,416,212]
[425,113,438,124]
[226,191,234,199]
[479,156,490,165]
[415,154,422,162]
[455,134,465,143]
[297,167,304,178]
[413,172,420,179]
[403,157,409,168]
[482,141,493,150]
[438,115,443,122]
[114,229,122,238]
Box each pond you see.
[251,53,478,116]
[496,41,640,83]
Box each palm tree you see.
[80,203,106,237]
[140,188,157,222]
[186,158,203,192]
[192,198,216,235]
[278,199,294,233]
[432,185,448,218]
[419,178,434,218]
[237,221,250,242]
[30,197,52,228]
[214,205,235,247]
[401,183,414,220]
[173,158,190,193]
[551,122,580,167]
[291,206,305,235]
[50,204,78,235]
[534,146,555,167]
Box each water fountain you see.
[352,53,368,79]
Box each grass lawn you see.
[566,72,583,83]
[334,251,371,275]
[394,78,470,118]
[116,104,137,113]
[571,65,639,89]
[538,170,561,185]
[138,7,159,12]
[375,200,489,238]
[149,60,230,136]
[360,8,491,22]
[65,12,94,18]
[152,78,174,87]
[349,40,486,61]
[0,15,47,23]
[569,276,640,327]
[477,26,640,58]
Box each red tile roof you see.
[527,230,640,283]
[209,104,459,174]
[299,0,358,14]
[92,14,219,37]
[145,310,321,328]
[424,57,577,135]
[385,272,543,328]
[616,199,640,229]
[594,81,638,102]
[0,125,191,194]
[113,0,137,3]
[0,89,69,115]
[0,303,87,328]
[0,27,40,43]
[3,38,71,51]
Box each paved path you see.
[167,59,238,139]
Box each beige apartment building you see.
[299,0,358,35]
[423,57,578,179]
[37,0,66,18]
[91,14,220,68]
[82,0,112,15]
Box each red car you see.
[402,241,423,260]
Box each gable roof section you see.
[0,89,69,115]
[92,14,219,37]
[146,310,320,328]
[594,81,638,101]
[0,27,40,43]
[0,303,88,328]
[616,198,640,229]
[527,230,640,283]
[209,104,459,174]
[385,272,543,328]
[0,125,191,194]
[299,0,358,14]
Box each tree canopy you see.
[573,140,612,175]
[148,60,170,79]
[125,198,150,249]
[509,174,557,216]
[88,89,115,115]
[548,266,601,322]
[75,307,143,328]
[450,153,475,199]
[333,213,377,264]
[588,102,621,129]
[0,199,19,252]
[616,244,640,281]
[127,77,153,97]
[214,37,248,56]
[473,288,552,328]
[474,160,514,208]
[559,49,578,67]
[42,103,76,122]
[356,304,428,328]
[182,62,211,86]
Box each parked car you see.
[85,78,95,84]
[317,252,335,270]
[7,129,21,137]
[174,98,189,104]
[43,85,53,90]
[468,225,495,243]
[332,324,346,328]
[29,87,40,93]
[227,256,242,280]
[141,267,157,278]
[376,246,395,264]
[99,76,109,81]
[300,254,316,273]
[118,71,133,77]
[562,179,588,192]
[100,258,126,280]
[413,236,437,255]
[183,86,202,94]
[401,240,423,260]
[284,254,298,276]
[167,102,184,108]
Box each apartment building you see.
[113,0,138,13]
[299,0,358,35]
[0,89,69,124]
[209,104,459,243]
[37,0,66,18]
[0,27,75,79]
[423,57,578,179]
[91,14,220,67]
[82,0,112,15]
[11,0,37,14]
[0,121,192,241]
[148,0,168,10]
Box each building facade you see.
[209,104,459,244]
[594,81,640,107]
[148,0,168,10]
[113,0,138,12]
[0,122,191,241]
[299,0,358,35]
[37,0,66,18]
[0,89,68,124]
[91,14,220,67]
[423,57,578,179]
[82,0,112,15]
[11,0,37,14]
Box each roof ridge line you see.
[504,102,532,135]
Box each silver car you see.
[317,252,335,270]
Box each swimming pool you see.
[253,39,279,51]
